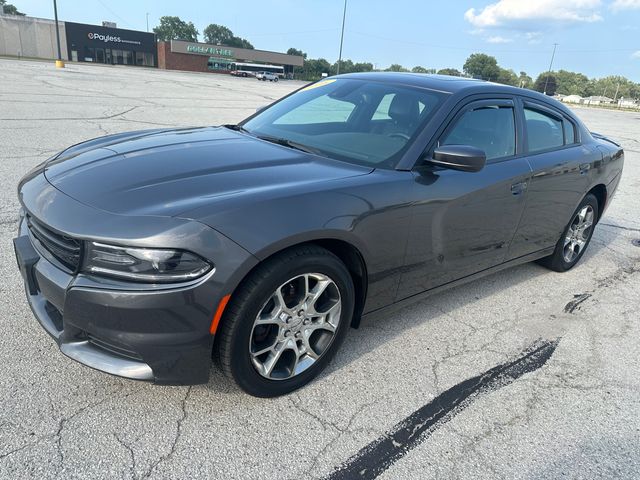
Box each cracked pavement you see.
[1,59,639,479]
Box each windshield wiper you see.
[223,124,250,133]
[256,135,326,157]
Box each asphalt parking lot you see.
[1,58,639,479]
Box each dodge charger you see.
[14,73,624,397]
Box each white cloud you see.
[632,50,640,58]
[486,35,513,43]
[525,31,543,43]
[611,0,640,11]
[465,0,603,28]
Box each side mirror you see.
[428,145,486,172]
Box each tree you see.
[298,58,331,81]
[533,73,558,95]
[411,66,435,74]
[518,71,533,89]
[153,16,198,42]
[496,68,518,86]
[287,48,307,59]
[352,62,374,72]
[463,53,500,81]
[385,64,408,72]
[553,70,590,96]
[226,36,254,49]
[203,24,253,49]
[0,0,24,15]
[333,59,355,74]
[437,68,461,76]
[203,24,233,45]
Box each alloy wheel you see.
[563,205,595,263]
[249,273,342,380]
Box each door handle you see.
[579,163,591,174]
[511,181,527,195]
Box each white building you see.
[562,95,584,104]
[585,96,614,105]
[618,98,639,109]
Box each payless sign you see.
[87,32,141,45]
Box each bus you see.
[230,62,284,78]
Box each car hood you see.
[44,127,373,218]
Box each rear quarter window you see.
[564,119,576,144]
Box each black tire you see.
[274,77,278,82]
[214,245,355,397]
[538,193,599,272]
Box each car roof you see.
[337,72,490,93]
[336,72,576,117]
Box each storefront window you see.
[144,52,154,66]
[83,46,94,62]
[123,50,133,65]
[207,57,233,71]
[112,49,123,64]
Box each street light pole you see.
[543,43,558,95]
[146,12,149,32]
[53,0,64,68]
[336,0,347,75]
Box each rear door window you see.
[524,107,564,153]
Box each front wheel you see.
[214,245,355,397]
[538,193,598,272]
[274,77,279,82]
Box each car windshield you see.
[241,78,446,168]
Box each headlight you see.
[82,242,213,283]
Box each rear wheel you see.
[538,193,598,272]
[214,245,354,397]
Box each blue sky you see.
[15,0,640,81]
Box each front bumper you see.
[14,226,218,384]
[14,173,257,385]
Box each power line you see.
[94,0,135,29]
[349,30,640,55]
[244,28,340,37]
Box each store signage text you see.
[186,45,233,56]
[87,32,141,45]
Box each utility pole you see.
[613,83,620,102]
[543,43,558,95]
[146,12,149,32]
[336,0,347,75]
[53,0,64,68]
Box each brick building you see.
[157,40,303,77]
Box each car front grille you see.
[27,216,82,271]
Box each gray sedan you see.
[14,73,624,396]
